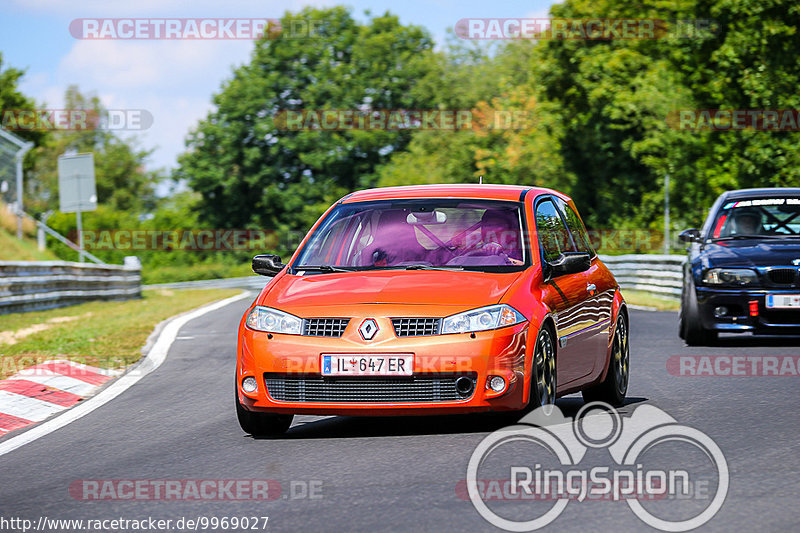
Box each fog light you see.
[714,306,728,317]
[242,376,258,393]
[749,300,759,317]
[487,376,506,392]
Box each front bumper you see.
[696,287,800,333]
[237,317,530,416]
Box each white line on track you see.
[0,291,252,458]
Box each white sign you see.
[58,153,97,213]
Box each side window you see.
[535,199,576,263]
[557,199,595,256]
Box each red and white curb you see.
[0,360,120,437]
[0,291,251,458]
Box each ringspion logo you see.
[465,403,728,531]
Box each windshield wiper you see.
[710,235,799,241]
[403,264,465,271]
[293,265,352,272]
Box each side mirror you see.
[678,228,701,243]
[547,252,591,279]
[252,254,284,276]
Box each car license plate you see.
[321,354,413,376]
[766,294,800,309]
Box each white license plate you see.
[321,354,413,376]
[766,294,800,309]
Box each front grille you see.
[303,318,349,337]
[761,310,800,327]
[768,268,797,285]
[264,374,474,403]
[392,318,441,337]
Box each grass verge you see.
[0,288,241,379]
[622,289,680,311]
[140,262,254,285]
[0,228,60,261]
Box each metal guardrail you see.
[143,255,687,301]
[142,275,269,291]
[0,261,141,314]
[599,254,685,299]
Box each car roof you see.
[721,187,800,200]
[340,184,570,203]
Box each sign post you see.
[58,153,97,262]
[664,172,670,254]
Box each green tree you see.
[0,53,46,146]
[26,86,160,216]
[668,0,800,224]
[176,7,437,234]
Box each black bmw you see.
[678,187,800,345]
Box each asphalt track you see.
[1,294,799,532]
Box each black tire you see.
[582,311,629,406]
[530,324,557,410]
[680,276,718,346]
[235,384,293,436]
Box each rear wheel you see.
[235,384,293,436]
[530,325,557,410]
[582,311,629,406]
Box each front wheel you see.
[582,311,629,406]
[530,325,557,410]
[235,384,293,436]
[680,277,717,346]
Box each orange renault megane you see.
[235,185,629,435]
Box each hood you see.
[260,270,523,312]
[702,239,800,268]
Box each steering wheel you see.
[446,248,513,266]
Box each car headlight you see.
[702,268,758,286]
[245,306,302,334]
[441,304,526,334]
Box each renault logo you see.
[358,319,379,340]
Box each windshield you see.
[293,199,528,272]
[709,197,800,239]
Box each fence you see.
[0,261,141,315]
[599,254,685,299]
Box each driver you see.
[731,209,761,236]
[469,210,523,263]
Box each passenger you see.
[360,210,427,266]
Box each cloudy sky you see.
[2,0,556,176]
